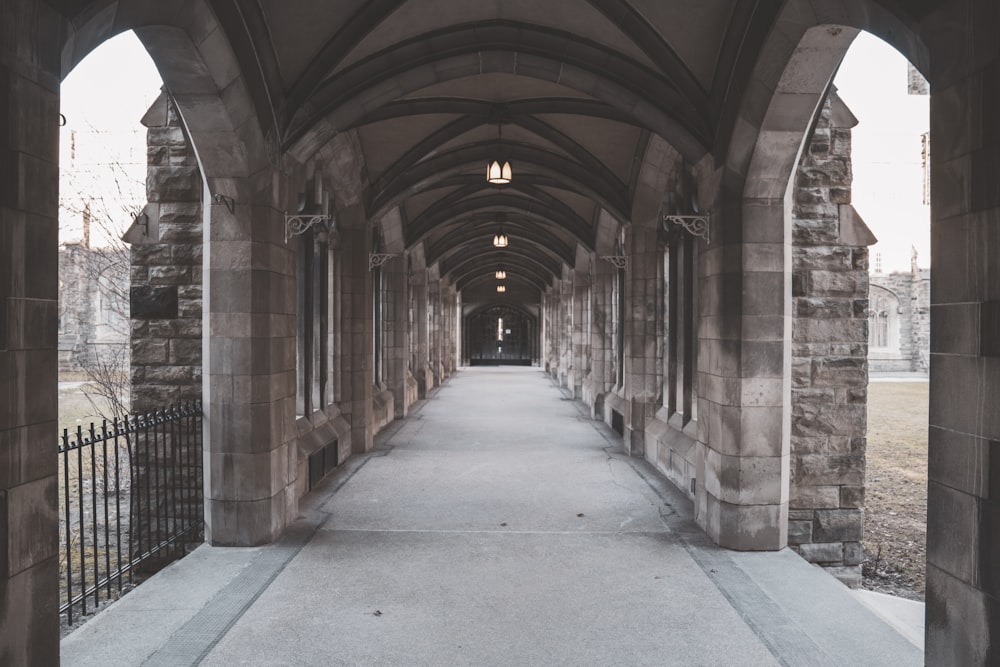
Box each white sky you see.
[60,30,929,273]
[59,31,161,245]
[833,32,930,273]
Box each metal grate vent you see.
[611,410,624,436]
[308,439,339,490]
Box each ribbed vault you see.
[54,0,929,309]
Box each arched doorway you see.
[466,304,537,366]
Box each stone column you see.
[623,223,660,456]
[587,256,614,415]
[571,274,589,398]
[412,268,432,398]
[787,92,873,587]
[203,166,298,546]
[924,4,1000,662]
[543,287,556,376]
[129,93,203,410]
[443,284,458,376]
[336,206,374,453]
[559,277,572,388]
[382,253,409,418]
[428,278,442,385]
[0,2,62,662]
[697,181,789,551]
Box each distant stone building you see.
[868,257,930,374]
[864,64,932,376]
[58,241,130,373]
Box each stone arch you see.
[704,0,926,552]
[61,2,297,547]
[465,302,539,366]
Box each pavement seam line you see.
[617,450,835,667]
[142,404,441,665]
[139,526,316,667]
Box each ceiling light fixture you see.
[487,122,511,185]
[496,284,507,293]
[492,231,509,248]
[495,268,507,280]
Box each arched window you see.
[868,288,900,352]
[662,225,699,425]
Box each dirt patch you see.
[863,381,928,601]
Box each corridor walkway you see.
[62,368,922,666]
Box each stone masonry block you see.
[147,166,201,202]
[147,126,187,147]
[813,509,863,542]
[788,520,813,545]
[810,358,867,387]
[792,403,866,439]
[6,476,58,575]
[795,297,854,319]
[169,338,202,365]
[840,485,865,509]
[790,484,840,509]
[843,541,863,566]
[132,338,168,364]
[795,454,864,486]
[798,542,844,563]
[825,565,861,589]
[149,265,192,285]
[805,270,867,296]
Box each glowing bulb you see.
[487,159,512,184]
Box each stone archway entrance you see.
[466,304,537,366]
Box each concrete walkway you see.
[62,367,923,666]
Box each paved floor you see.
[62,367,923,666]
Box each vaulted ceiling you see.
[59,0,934,305]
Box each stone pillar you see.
[571,275,589,398]
[337,208,374,453]
[412,268,432,398]
[787,92,873,587]
[543,287,557,376]
[428,279,442,385]
[0,1,62,662]
[586,256,614,414]
[623,223,660,456]
[203,166,298,546]
[560,277,573,388]
[698,183,789,551]
[129,93,203,410]
[382,253,408,418]
[924,4,1000,662]
[442,283,458,377]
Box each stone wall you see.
[125,92,204,559]
[58,243,129,373]
[788,91,874,586]
[127,93,203,411]
[869,267,930,373]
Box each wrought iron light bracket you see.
[662,213,711,244]
[212,193,236,214]
[369,253,399,271]
[600,254,628,270]
[284,213,334,244]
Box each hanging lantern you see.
[486,121,511,184]
[495,268,507,280]
[496,284,507,293]
[486,159,512,185]
[492,231,509,248]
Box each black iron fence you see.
[58,401,204,625]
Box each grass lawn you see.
[863,381,928,600]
